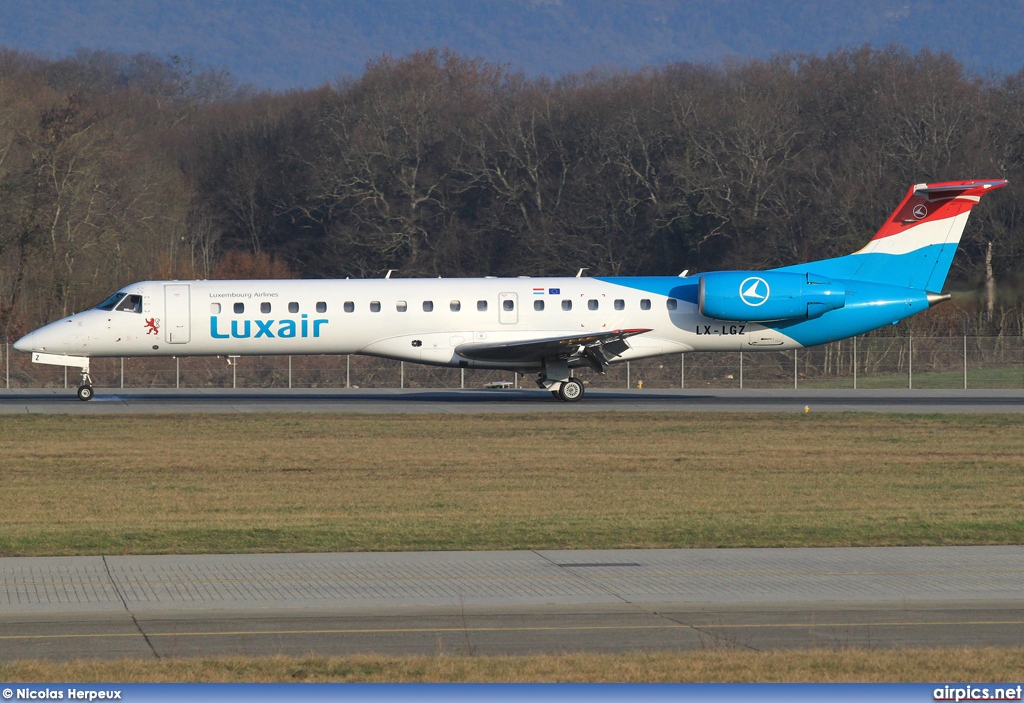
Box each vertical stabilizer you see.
[853,180,1007,289]
[790,180,1007,289]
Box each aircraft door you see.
[499,292,518,324]
[164,284,191,344]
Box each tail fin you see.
[793,180,1007,290]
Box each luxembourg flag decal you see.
[533,287,545,295]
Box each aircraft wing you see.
[455,328,651,370]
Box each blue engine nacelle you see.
[698,271,847,321]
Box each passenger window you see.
[450,300,461,312]
[370,301,381,312]
[396,301,408,312]
[640,299,651,310]
[260,302,271,314]
[588,299,598,311]
[344,301,354,313]
[115,294,142,313]
[534,300,544,311]
[614,299,624,311]
[211,303,221,314]
[423,301,433,312]
[503,299,514,311]
[562,300,572,311]
[288,302,299,313]
[316,301,327,313]
[667,299,678,310]
[477,300,488,312]
[234,302,244,314]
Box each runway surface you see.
[2,387,1024,413]
[1,547,1022,659]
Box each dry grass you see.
[0,413,1022,555]
[3,649,1024,682]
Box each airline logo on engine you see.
[738,277,770,307]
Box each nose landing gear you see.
[77,370,94,401]
[19,352,95,401]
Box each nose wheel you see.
[77,370,95,401]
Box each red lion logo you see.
[145,318,159,335]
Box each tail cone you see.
[926,291,952,307]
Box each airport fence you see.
[4,335,1023,391]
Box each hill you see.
[1,0,1022,89]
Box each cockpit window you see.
[96,292,127,311]
[115,294,143,313]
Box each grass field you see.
[799,366,1023,389]
[2,650,1023,682]
[1,413,1022,556]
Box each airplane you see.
[13,179,1007,401]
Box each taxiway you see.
[2,387,1024,413]
[1,547,1022,659]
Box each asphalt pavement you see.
[2,547,1022,659]
[2,387,1024,413]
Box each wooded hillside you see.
[1,45,1022,337]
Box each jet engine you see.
[698,271,846,322]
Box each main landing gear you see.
[77,370,94,401]
[552,378,584,402]
[537,359,586,402]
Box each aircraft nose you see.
[12,321,70,353]
[12,332,35,352]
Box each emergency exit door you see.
[164,284,191,343]
[499,292,518,324]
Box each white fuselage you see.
[17,277,794,370]
[17,180,1008,396]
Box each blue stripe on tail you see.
[774,244,953,290]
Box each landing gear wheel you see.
[557,379,584,402]
[77,385,94,401]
